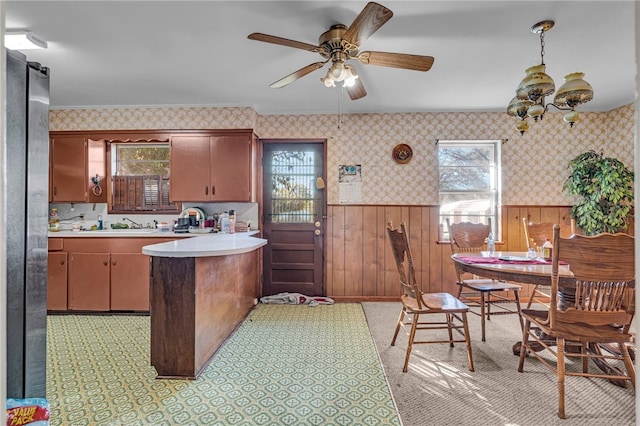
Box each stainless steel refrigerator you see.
[5,48,50,398]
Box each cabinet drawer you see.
[48,238,64,251]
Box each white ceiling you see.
[5,1,637,115]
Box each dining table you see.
[451,251,633,387]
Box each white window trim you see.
[437,139,502,240]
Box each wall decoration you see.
[338,164,362,204]
[392,143,413,164]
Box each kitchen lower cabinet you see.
[68,252,111,311]
[110,253,150,311]
[55,237,176,313]
[47,252,68,311]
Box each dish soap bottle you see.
[228,209,236,234]
[49,208,60,232]
[542,238,553,261]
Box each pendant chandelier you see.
[507,20,594,135]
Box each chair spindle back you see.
[550,225,635,329]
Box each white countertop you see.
[142,231,267,258]
[49,229,205,238]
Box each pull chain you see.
[337,86,344,129]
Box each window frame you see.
[107,141,180,214]
[437,139,502,241]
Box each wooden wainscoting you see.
[324,205,606,302]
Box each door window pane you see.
[270,150,317,223]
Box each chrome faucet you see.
[122,217,143,229]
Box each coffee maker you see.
[174,217,190,233]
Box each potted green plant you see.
[563,150,634,235]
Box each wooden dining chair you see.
[522,218,576,308]
[387,221,474,373]
[446,218,523,342]
[518,225,635,419]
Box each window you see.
[268,149,318,223]
[437,140,501,240]
[109,143,179,213]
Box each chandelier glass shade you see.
[507,21,594,135]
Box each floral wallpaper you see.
[49,104,634,206]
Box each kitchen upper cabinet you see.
[50,134,87,202]
[170,131,254,202]
[49,133,106,203]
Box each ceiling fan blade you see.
[344,65,367,100]
[342,2,393,48]
[357,51,434,72]
[248,33,320,52]
[346,78,367,100]
[269,61,328,88]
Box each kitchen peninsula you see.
[142,232,267,379]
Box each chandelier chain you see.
[539,30,546,65]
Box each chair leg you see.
[620,343,636,388]
[403,313,419,373]
[446,313,454,347]
[581,343,589,373]
[518,319,531,372]
[391,308,405,346]
[479,291,486,342]
[526,285,538,309]
[462,312,474,372]
[557,338,566,419]
[514,290,524,331]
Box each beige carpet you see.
[362,301,635,426]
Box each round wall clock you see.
[392,143,413,164]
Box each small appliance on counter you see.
[174,217,190,233]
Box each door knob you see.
[314,229,321,236]
[314,221,321,228]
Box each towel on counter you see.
[260,292,334,307]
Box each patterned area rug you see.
[362,302,635,426]
[46,304,401,426]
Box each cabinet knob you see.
[103,260,109,266]
[60,260,65,266]
[112,259,117,266]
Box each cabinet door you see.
[110,253,150,311]
[210,134,252,201]
[50,135,88,202]
[170,135,211,201]
[68,253,110,311]
[47,252,68,311]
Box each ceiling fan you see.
[247,1,434,100]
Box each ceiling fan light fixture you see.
[507,20,593,135]
[321,76,336,88]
